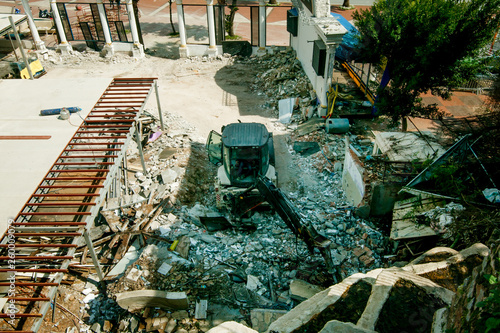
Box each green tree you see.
[353,0,500,130]
[218,0,239,38]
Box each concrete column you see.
[206,0,217,57]
[176,0,189,58]
[50,0,73,54]
[258,0,266,54]
[125,0,144,58]
[21,0,47,57]
[97,0,114,56]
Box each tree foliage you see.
[352,0,500,127]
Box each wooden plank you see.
[390,196,444,240]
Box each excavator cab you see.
[206,122,275,188]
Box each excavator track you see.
[0,78,158,332]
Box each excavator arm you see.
[255,176,336,275]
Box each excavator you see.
[206,122,335,274]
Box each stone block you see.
[250,308,288,332]
[290,279,324,302]
[195,299,208,319]
[206,321,257,333]
[145,317,169,332]
[319,320,376,333]
[369,182,401,216]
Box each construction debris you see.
[28,48,494,333]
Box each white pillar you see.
[258,0,266,54]
[206,0,217,57]
[50,0,72,54]
[125,0,144,58]
[97,0,114,56]
[176,0,189,58]
[21,0,47,57]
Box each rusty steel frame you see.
[0,78,159,333]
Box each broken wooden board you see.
[116,290,188,312]
[390,195,445,240]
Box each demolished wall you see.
[205,243,489,333]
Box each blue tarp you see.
[331,12,360,62]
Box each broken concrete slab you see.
[278,97,296,124]
[403,243,489,292]
[372,131,445,162]
[295,117,325,136]
[157,262,173,275]
[105,239,143,279]
[195,299,208,319]
[145,316,169,332]
[250,308,288,332]
[161,168,178,184]
[206,321,257,333]
[409,247,460,265]
[293,141,320,156]
[126,268,142,282]
[289,279,324,302]
[268,261,456,333]
[174,235,190,259]
[342,146,365,207]
[159,147,178,160]
[319,320,376,333]
[115,290,188,312]
[390,195,445,240]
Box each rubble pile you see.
[57,51,397,332]
[246,48,316,113]
[95,122,390,331]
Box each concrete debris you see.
[126,268,142,282]
[289,279,324,301]
[206,321,257,333]
[61,49,469,333]
[158,262,173,275]
[264,243,488,333]
[195,299,208,319]
[145,316,169,332]
[250,308,288,332]
[278,97,296,124]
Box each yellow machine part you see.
[21,59,46,79]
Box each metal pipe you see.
[9,15,33,80]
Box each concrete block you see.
[369,183,401,216]
[116,290,188,312]
[319,320,376,333]
[145,317,169,332]
[289,279,324,302]
[250,308,288,332]
[342,149,365,206]
[126,268,142,282]
[206,321,257,333]
[195,299,208,319]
